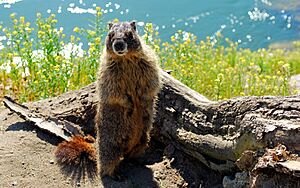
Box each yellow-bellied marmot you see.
[96,21,161,178]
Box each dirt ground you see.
[0,106,223,188]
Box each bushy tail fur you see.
[55,135,98,181]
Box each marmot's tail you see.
[55,135,97,166]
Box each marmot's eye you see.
[109,32,115,39]
[127,32,133,39]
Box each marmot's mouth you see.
[113,49,128,56]
[117,51,125,55]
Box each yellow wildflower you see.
[12,31,18,36]
[97,11,102,16]
[45,24,51,30]
[70,35,75,42]
[20,16,25,24]
[170,36,176,42]
[51,19,58,24]
[96,7,101,11]
[38,31,45,37]
[10,13,15,19]
[25,27,32,33]
[73,27,80,33]
[88,30,96,36]
[95,37,101,44]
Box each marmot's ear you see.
[130,21,136,31]
[108,22,113,30]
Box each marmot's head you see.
[106,21,141,56]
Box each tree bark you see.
[6,70,300,186]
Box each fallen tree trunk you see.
[5,70,300,186]
[156,72,300,172]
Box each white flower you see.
[21,67,30,78]
[13,56,22,67]
[32,50,45,60]
[0,36,7,41]
[60,42,84,59]
[0,42,4,50]
[12,56,28,68]
[182,32,189,41]
[0,62,11,73]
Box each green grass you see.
[0,9,104,101]
[0,8,300,102]
[157,31,300,100]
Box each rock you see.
[0,116,7,121]
[223,172,249,188]
[249,144,300,187]
[236,150,256,171]
[12,181,17,186]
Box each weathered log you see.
[156,72,300,172]
[3,96,83,141]
[23,71,300,171]
[4,70,300,186]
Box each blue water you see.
[0,0,299,49]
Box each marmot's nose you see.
[114,41,126,51]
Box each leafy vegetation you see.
[0,7,299,102]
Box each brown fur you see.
[55,135,97,165]
[96,22,161,178]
